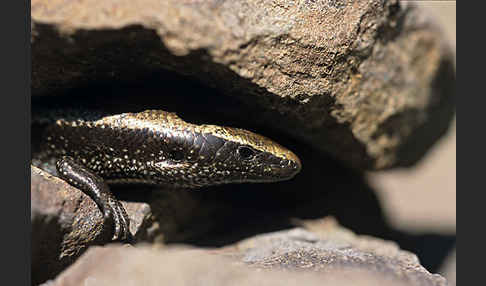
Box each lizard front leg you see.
[56,156,132,242]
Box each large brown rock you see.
[31,0,455,169]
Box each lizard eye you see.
[237,146,255,160]
[169,150,184,161]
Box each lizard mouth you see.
[267,159,301,181]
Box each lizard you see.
[31,108,301,242]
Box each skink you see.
[31,109,301,242]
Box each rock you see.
[439,248,456,286]
[228,218,449,285]
[44,245,408,286]
[43,219,449,286]
[31,166,151,284]
[31,0,455,170]
[31,164,222,284]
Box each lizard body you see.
[32,108,301,241]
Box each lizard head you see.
[199,125,301,184]
[151,123,301,188]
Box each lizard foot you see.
[56,156,133,243]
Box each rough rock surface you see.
[43,220,449,286]
[31,166,148,284]
[31,166,214,285]
[230,219,448,285]
[31,0,455,169]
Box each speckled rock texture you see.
[42,220,449,286]
[31,0,455,170]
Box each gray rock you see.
[230,219,449,286]
[45,245,416,286]
[43,220,449,286]
[31,0,455,169]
